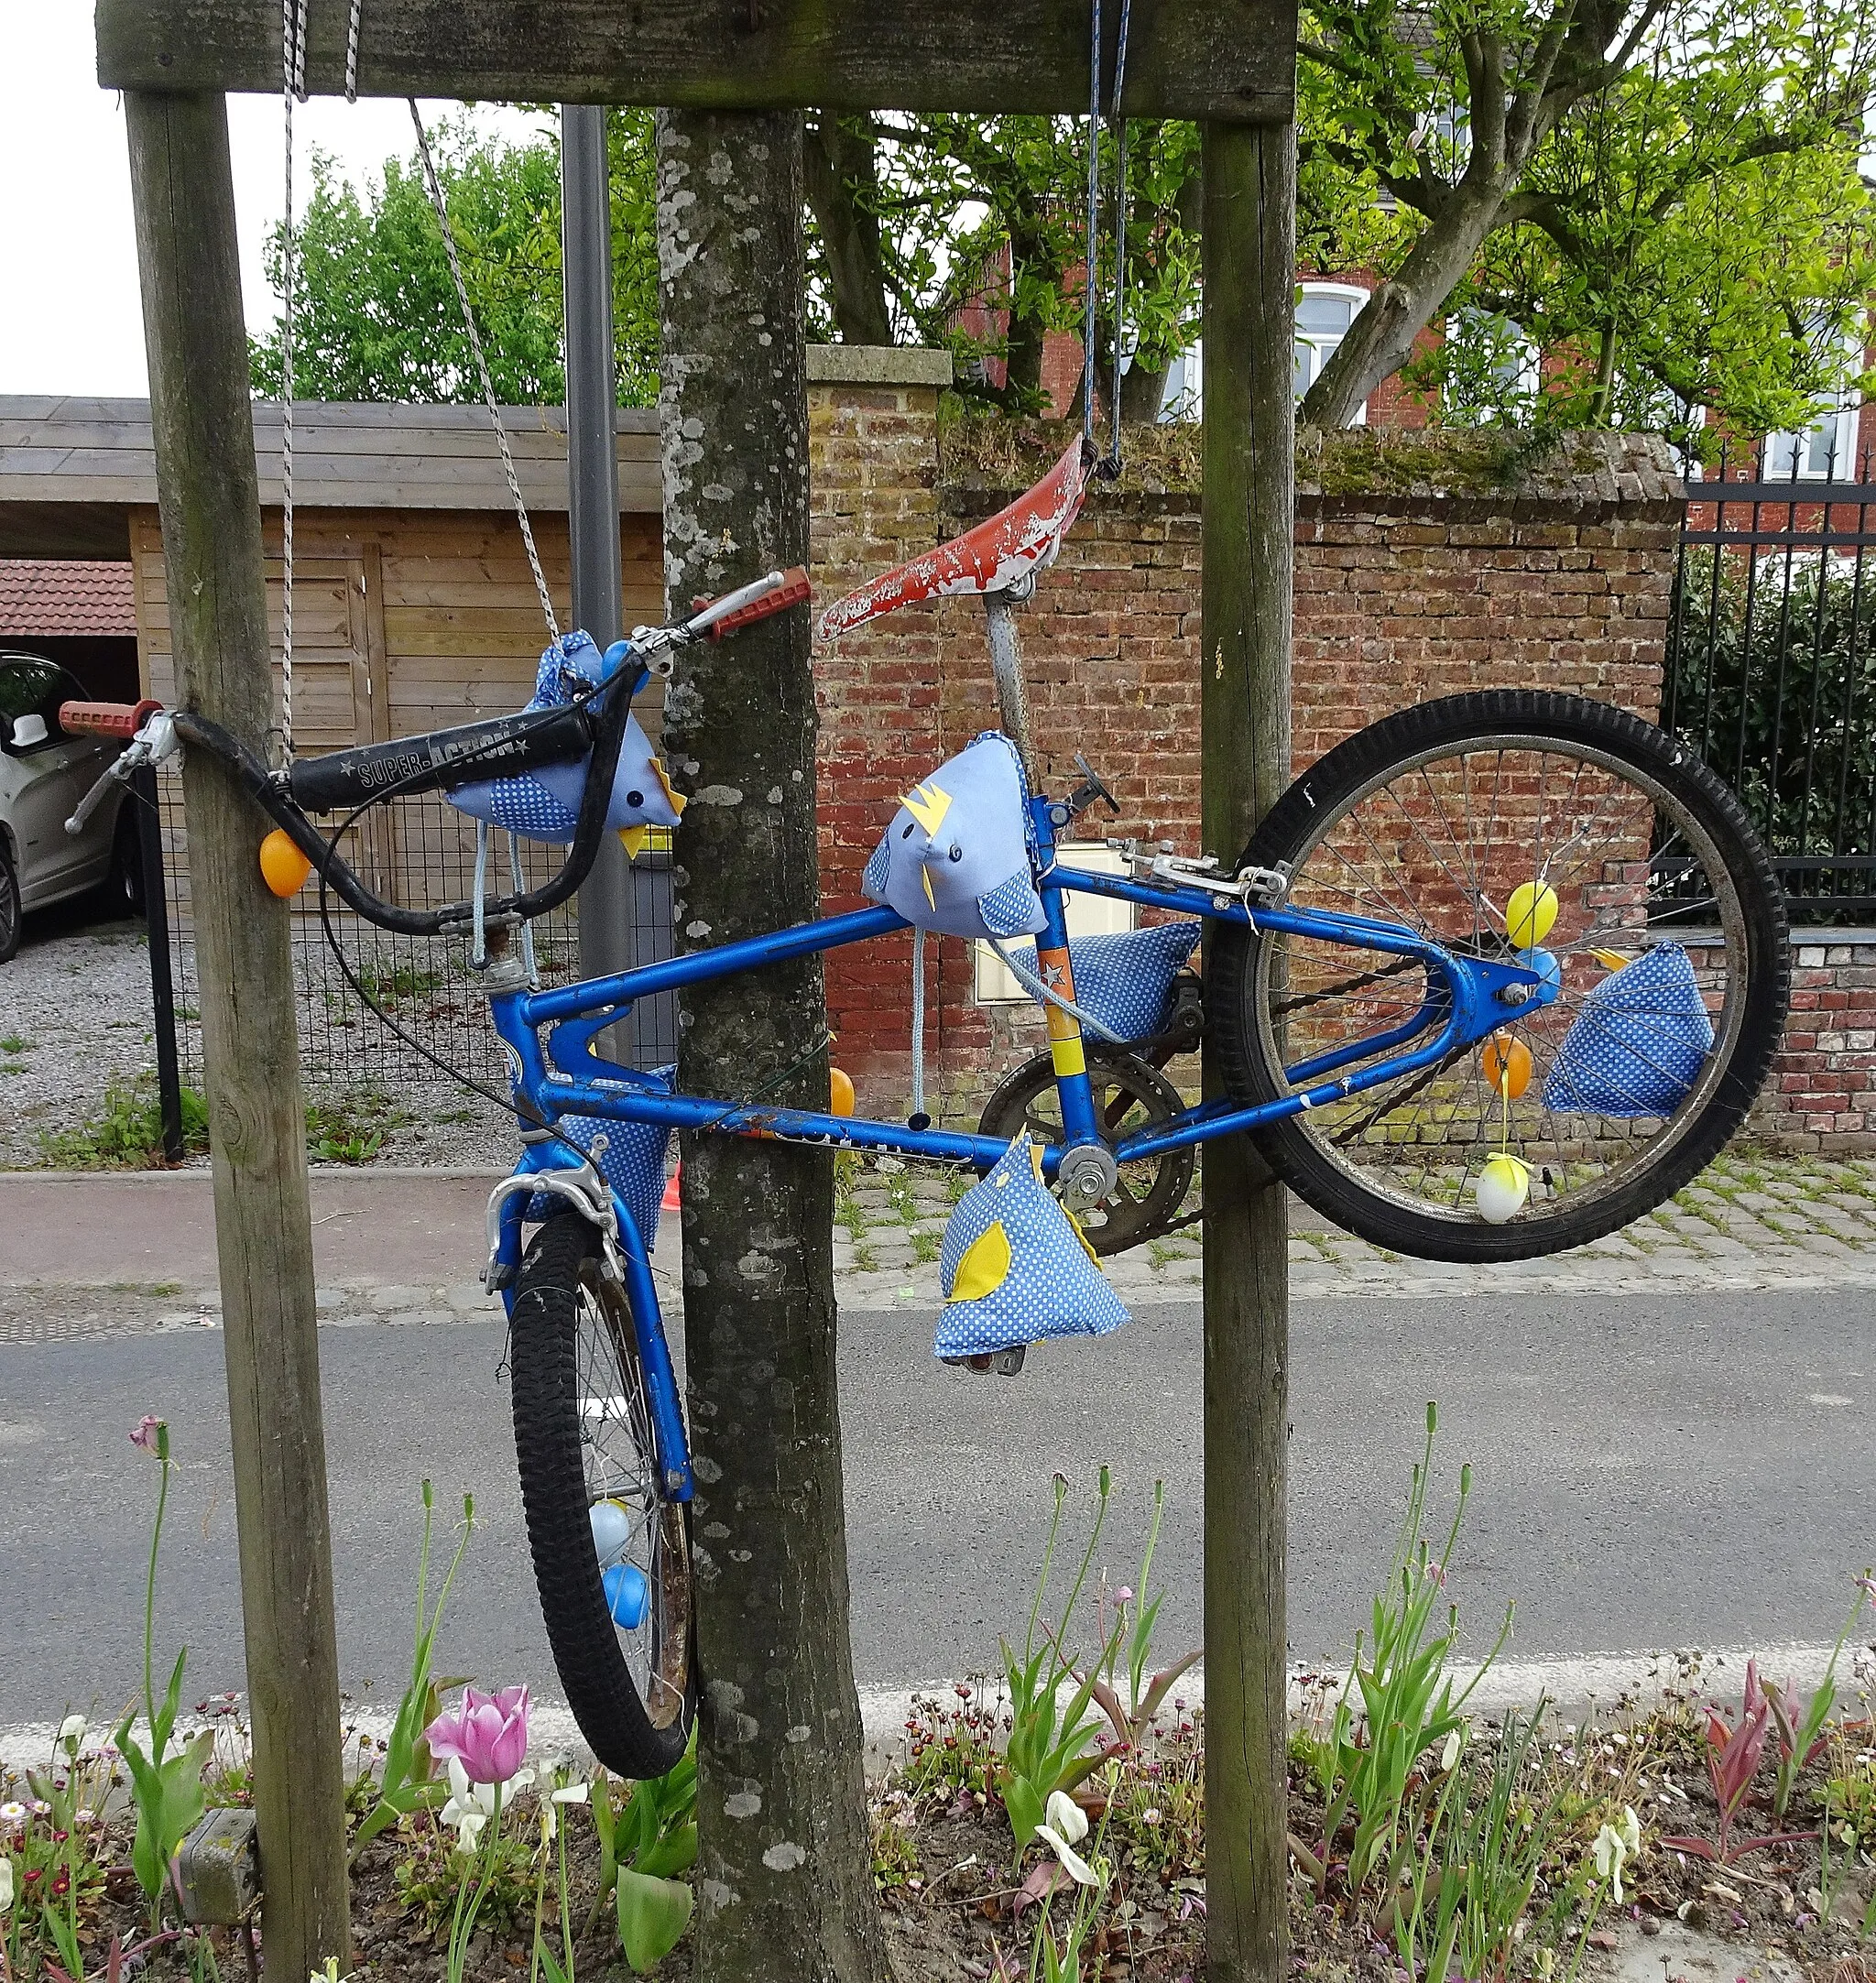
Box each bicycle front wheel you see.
[510,1213,695,1777]
[1207,691,1788,1261]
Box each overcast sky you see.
[1,8,540,398]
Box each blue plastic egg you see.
[603,1561,649,1630]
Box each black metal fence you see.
[1664,440,1876,922]
[152,769,678,1104]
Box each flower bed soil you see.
[5,1690,1873,1982]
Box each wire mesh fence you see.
[152,770,678,1101]
[1665,439,1876,923]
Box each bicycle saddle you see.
[816,437,1090,640]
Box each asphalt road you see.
[2,1291,1871,1728]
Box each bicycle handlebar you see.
[58,563,813,940]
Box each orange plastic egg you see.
[828,1066,856,1117]
[1482,1032,1532,1099]
[259,829,313,899]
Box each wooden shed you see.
[0,397,666,751]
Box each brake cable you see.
[1080,0,1134,481]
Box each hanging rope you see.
[1079,0,1134,482]
[278,0,309,767]
[407,100,564,658]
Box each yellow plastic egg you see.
[1505,880,1558,949]
[829,1066,856,1117]
[1482,1032,1532,1099]
[1475,1152,1532,1224]
[259,829,313,899]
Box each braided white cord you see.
[408,100,563,656]
[344,0,364,102]
[278,0,308,768]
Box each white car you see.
[0,650,139,963]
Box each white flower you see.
[1441,1726,1466,1771]
[1618,1805,1642,1857]
[1142,1807,1163,1825]
[537,1777,591,1846]
[1035,1790,1100,1888]
[59,1715,86,1751]
[0,1856,12,1915]
[440,1754,532,1855]
[1590,1821,1631,1904]
[0,1803,24,1826]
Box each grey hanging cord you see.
[407,99,564,656]
[988,936,1127,1044]
[1079,0,1134,481]
[507,830,540,985]
[910,926,928,1123]
[470,821,491,969]
[278,0,309,767]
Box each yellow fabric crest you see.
[950,1220,1012,1302]
[901,780,953,836]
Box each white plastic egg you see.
[1475,1153,1532,1224]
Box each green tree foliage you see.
[1295,0,1876,436]
[249,112,660,406]
[802,113,1201,418]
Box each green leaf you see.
[616,1868,695,1972]
[1003,1772,1045,1850]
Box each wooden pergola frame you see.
[98,5,1298,1974]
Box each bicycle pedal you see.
[941,1346,1028,1376]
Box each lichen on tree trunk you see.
[652,106,887,1983]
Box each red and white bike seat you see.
[815,437,1089,640]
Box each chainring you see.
[976,1047,1194,1256]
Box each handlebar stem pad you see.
[288,704,594,815]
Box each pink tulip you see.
[424,1685,530,1786]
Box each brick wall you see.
[806,350,1690,1122]
[1766,937,1876,1150]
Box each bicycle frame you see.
[483,744,1556,1502]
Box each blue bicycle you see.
[63,445,1787,1777]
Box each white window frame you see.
[1765,327,1865,481]
[1158,280,1373,426]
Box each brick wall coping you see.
[936,421,1685,524]
[805,344,952,387]
[1662,929,1876,952]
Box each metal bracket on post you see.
[983,580,1038,779]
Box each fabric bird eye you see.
[627,790,644,808]
[948,844,964,862]
[901,822,916,839]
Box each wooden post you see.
[124,91,351,1978]
[654,108,887,1983]
[1200,117,1296,1983]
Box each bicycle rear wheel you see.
[509,1213,695,1776]
[1207,690,1788,1261]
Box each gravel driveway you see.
[0,898,516,1171]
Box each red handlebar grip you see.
[60,698,161,738]
[693,566,813,640]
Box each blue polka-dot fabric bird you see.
[526,1066,676,1247]
[862,732,1046,939]
[1541,942,1714,1117]
[934,1137,1130,1361]
[450,630,686,851]
[1002,921,1202,1041]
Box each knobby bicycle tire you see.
[509,1213,696,1777]
[1206,690,1789,1262]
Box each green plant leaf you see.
[616,1867,695,1972]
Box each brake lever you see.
[65,712,179,836]
[1064,752,1122,821]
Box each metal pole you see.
[135,763,186,1163]
[562,104,634,995]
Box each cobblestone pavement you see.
[829,1149,1876,1309]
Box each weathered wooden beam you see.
[95,0,1296,121]
[123,89,351,1982]
[1199,115,1294,1983]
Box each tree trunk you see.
[653,107,887,1983]
[802,112,895,346]
[1200,117,1294,1983]
[1299,174,1511,429]
[123,89,350,1981]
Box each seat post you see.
[984,583,1037,779]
